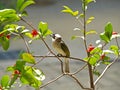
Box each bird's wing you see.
[61,41,70,57]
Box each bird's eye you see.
[52,34,56,39]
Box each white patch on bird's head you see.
[55,34,61,38]
[51,34,62,42]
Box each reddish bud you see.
[14,70,21,75]
[87,44,95,52]
[0,86,2,90]
[112,32,118,35]
[100,54,105,60]
[6,35,10,39]
[31,29,38,37]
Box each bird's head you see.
[50,34,62,42]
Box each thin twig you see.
[20,34,30,53]
[40,74,64,88]
[94,57,119,85]
[115,37,120,49]
[33,55,87,63]
[71,63,88,75]
[68,74,92,90]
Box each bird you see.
[50,34,70,73]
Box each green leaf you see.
[62,6,79,16]
[33,68,45,81]
[22,53,35,64]
[84,54,100,66]
[16,0,35,13]
[38,21,52,37]
[0,37,10,51]
[90,47,102,55]
[100,32,110,43]
[15,60,26,71]
[102,56,110,61]
[93,70,100,76]
[9,74,19,87]
[71,36,77,40]
[20,66,42,88]
[89,54,100,65]
[16,0,25,11]
[86,16,95,24]
[0,9,16,16]
[85,0,96,5]
[110,45,119,56]
[20,0,35,12]
[102,61,111,65]
[86,30,97,35]
[6,66,15,72]
[100,22,113,43]
[105,22,113,39]
[0,9,20,27]
[25,32,33,38]
[0,75,10,88]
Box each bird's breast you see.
[52,41,66,56]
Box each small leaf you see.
[15,60,26,71]
[0,37,10,51]
[86,30,97,35]
[96,40,101,44]
[103,50,114,54]
[0,75,10,88]
[100,22,113,43]
[100,32,110,43]
[38,21,52,37]
[62,6,79,16]
[110,45,119,56]
[20,66,42,88]
[33,68,45,81]
[6,66,15,72]
[102,61,111,65]
[93,70,100,76]
[25,33,33,38]
[73,28,81,31]
[86,16,95,24]
[22,53,35,64]
[20,0,35,12]
[105,22,113,40]
[85,0,96,5]
[89,54,100,65]
[90,47,102,55]
[71,36,77,40]
[16,0,35,13]
[71,35,82,40]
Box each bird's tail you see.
[64,58,70,73]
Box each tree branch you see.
[40,74,64,88]
[33,55,87,63]
[71,63,88,75]
[20,34,31,53]
[94,57,119,85]
[68,74,92,90]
